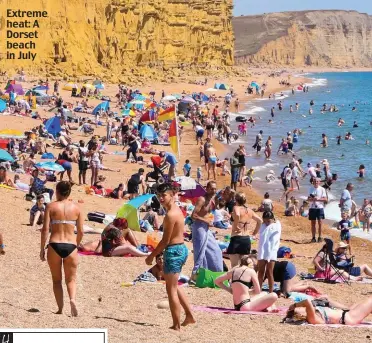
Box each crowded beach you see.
[1,71,372,343]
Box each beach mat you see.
[192,305,287,316]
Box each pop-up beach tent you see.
[44,116,62,138]
[214,83,229,90]
[116,194,154,231]
[93,101,110,115]
[139,124,158,142]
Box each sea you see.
[225,72,372,223]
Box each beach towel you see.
[193,305,287,316]
[287,321,372,328]
[191,220,223,274]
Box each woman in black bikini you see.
[215,255,278,312]
[286,297,372,325]
[40,181,84,317]
[226,192,262,268]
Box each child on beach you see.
[337,212,352,254]
[212,200,231,230]
[219,158,231,176]
[285,198,299,217]
[299,200,309,217]
[361,199,372,233]
[145,183,195,331]
[29,194,45,229]
[199,144,204,161]
[358,164,365,178]
[196,167,202,183]
[148,253,164,281]
[258,192,274,212]
[183,159,191,177]
[244,168,254,187]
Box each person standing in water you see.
[146,183,195,330]
[40,181,84,316]
[321,133,328,148]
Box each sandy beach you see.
[1,71,372,343]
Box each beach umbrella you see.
[0,129,25,139]
[33,85,49,91]
[176,176,206,199]
[171,94,182,99]
[180,96,196,104]
[162,95,177,101]
[92,101,110,115]
[116,194,155,231]
[250,82,259,88]
[5,84,24,95]
[134,94,146,101]
[35,161,64,172]
[0,99,6,112]
[121,109,136,117]
[130,100,146,105]
[62,82,79,91]
[82,83,95,90]
[0,149,14,162]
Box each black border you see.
[0,331,106,343]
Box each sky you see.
[233,0,371,16]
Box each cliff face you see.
[0,0,234,82]
[233,10,372,68]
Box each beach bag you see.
[87,211,106,223]
[195,268,227,289]
[277,246,291,258]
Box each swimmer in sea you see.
[358,165,365,178]
[338,118,345,127]
[352,107,357,111]
[290,105,293,113]
[366,140,370,145]
[309,107,313,115]
[353,121,358,128]
[336,135,342,145]
[321,133,328,148]
[295,103,299,111]
[345,132,353,140]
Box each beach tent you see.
[250,82,260,88]
[0,99,6,112]
[0,149,14,162]
[139,124,158,142]
[214,83,229,90]
[192,92,209,102]
[95,83,105,90]
[92,101,110,115]
[163,95,177,101]
[5,84,24,95]
[35,161,64,172]
[44,116,62,138]
[116,194,154,231]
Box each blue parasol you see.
[35,161,64,172]
[0,149,14,162]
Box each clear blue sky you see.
[233,0,371,16]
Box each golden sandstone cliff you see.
[0,0,234,82]
[233,10,372,68]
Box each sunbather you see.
[148,253,164,280]
[286,296,372,325]
[215,255,278,312]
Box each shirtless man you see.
[191,181,223,275]
[146,183,195,331]
[206,143,217,181]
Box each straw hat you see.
[338,242,348,249]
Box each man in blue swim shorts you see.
[146,182,195,331]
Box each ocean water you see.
[227,72,372,220]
